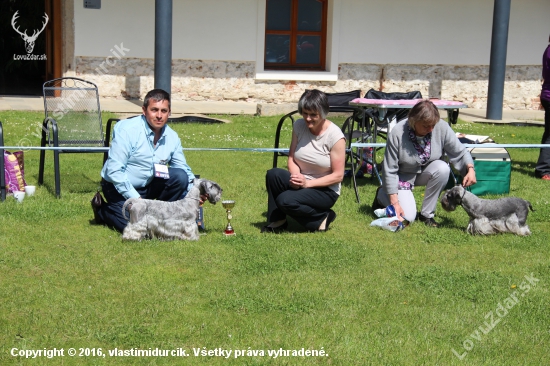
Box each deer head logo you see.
[11,11,49,54]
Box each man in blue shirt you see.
[92,89,196,232]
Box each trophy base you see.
[223,230,236,236]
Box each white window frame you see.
[255,0,340,82]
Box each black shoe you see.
[91,191,105,225]
[372,186,384,211]
[318,210,337,232]
[261,221,288,233]
[418,213,439,227]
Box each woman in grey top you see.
[262,89,346,232]
[373,100,477,227]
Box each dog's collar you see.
[461,188,467,200]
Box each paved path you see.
[0,95,545,124]
[0,96,257,116]
[456,108,544,125]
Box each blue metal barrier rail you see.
[2,143,548,202]
[0,146,290,153]
[351,143,550,149]
[0,145,289,201]
[4,144,548,151]
[348,142,550,204]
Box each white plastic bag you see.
[370,217,407,232]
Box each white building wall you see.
[75,0,549,65]
[172,0,258,61]
[508,0,549,65]
[72,0,549,110]
[75,0,154,58]
[340,0,548,65]
[340,0,493,65]
[74,0,258,60]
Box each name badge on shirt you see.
[154,164,170,179]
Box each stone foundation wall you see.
[74,57,543,112]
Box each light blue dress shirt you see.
[101,115,195,199]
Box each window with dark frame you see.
[264,0,327,71]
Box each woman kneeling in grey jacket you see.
[373,100,477,227]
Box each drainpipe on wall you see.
[154,0,173,95]
[486,0,511,120]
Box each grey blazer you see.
[382,119,473,195]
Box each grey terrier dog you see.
[121,178,222,241]
[440,186,533,236]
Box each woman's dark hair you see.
[407,99,440,129]
[143,89,171,109]
[298,89,329,119]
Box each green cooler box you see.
[467,147,511,196]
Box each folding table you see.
[347,98,467,203]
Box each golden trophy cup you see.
[222,200,236,236]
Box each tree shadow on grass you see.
[511,159,537,178]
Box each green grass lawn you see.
[0,110,549,365]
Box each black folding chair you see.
[359,89,423,181]
[363,89,423,140]
[272,90,363,202]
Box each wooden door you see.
[45,0,62,82]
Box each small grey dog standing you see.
[122,178,223,241]
[440,186,533,236]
